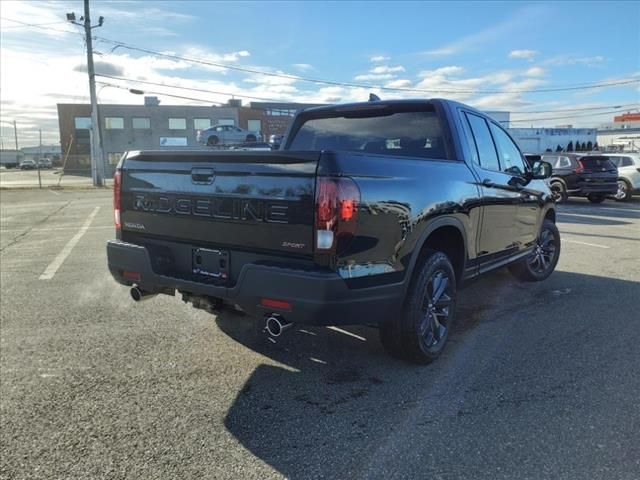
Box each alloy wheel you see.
[419,270,452,349]
[528,228,557,274]
[615,180,628,200]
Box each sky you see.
[1,0,639,147]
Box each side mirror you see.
[531,160,552,179]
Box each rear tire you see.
[587,194,606,203]
[614,179,632,202]
[379,250,457,364]
[207,135,219,146]
[550,181,567,203]
[509,219,560,282]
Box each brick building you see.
[56,98,322,176]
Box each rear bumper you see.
[568,183,617,195]
[107,240,403,326]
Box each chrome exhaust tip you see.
[264,315,293,337]
[130,286,156,302]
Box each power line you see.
[97,74,640,114]
[93,37,640,94]
[96,82,225,105]
[512,103,640,114]
[4,16,638,95]
[96,73,299,103]
[510,107,639,123]
[0,17,82,36]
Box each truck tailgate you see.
[119,150,319,256]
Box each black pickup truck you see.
[107,99,559,364]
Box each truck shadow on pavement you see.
[217,269,640,479]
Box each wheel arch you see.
[405,217,468,293]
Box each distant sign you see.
[160,137,188,147]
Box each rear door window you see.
[288,107,449,159]
[580,157,617,171]
[488,123,528,175]
[465,113,500,171]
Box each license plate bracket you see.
[192,248,229,281]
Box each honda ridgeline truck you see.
[107,99,560,364]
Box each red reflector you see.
[340,199,355,221]
[122,271,141,282]
[260,298,292,311]
[113,170,122,230]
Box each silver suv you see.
[196,125,260,146]
[594,153,640,201]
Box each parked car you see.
[591,153,640,202]
[37,158,52,169]
[196,125,261,146]
[108,98,558,364]
[541,153,618,203]
[19,159,37,170]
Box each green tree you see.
[586,141,593,151]
[567,141,574,152]
[556,144,563,152]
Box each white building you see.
[508,128,597,154]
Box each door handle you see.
[482,178,494,187]
[191,168,215,184]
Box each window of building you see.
[105,117,124,130]
[132,117,151,129]
[267,108,297,117]
[74,117,91,129]
[488,123,527,175]
[169,118,187,130]
[217,118,235,126]
[247,119,262,132]
[107,153,123,165]
[194,118,211,130]
[465,113,500,171]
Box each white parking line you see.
[327,326,367,341]
[563,239,610,249]
[39,207,100,280]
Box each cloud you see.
[418,66,464,77]
[354,73,396,81]
[544,55,606,66]
[292,63,313,71]
[420,5,547,57]
[73,61,125,77]
[370,55,390,62]
[370,65,405,74]
[509,49,539,60]
[385,79,412,88]
[524,66,545,77]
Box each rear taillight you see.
[575,160,585,173]
[315,176,360,252]
[113,170,122,230]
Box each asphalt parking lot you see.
[1,189,639,480]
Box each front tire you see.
[380,250,456,364]
[587,194,606,203]
[245,134,257,142]
[509,219,560,282]
[207,135,219,146]
[550,181,567,203]
[614,179,632,202]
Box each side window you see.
[465,113,500,171]
[489,123,527,175]
[621,156,633,167]
[459,111,480,165]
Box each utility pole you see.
[13,120,18,152]
[37,129,43,189]
[67,1,105,186]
